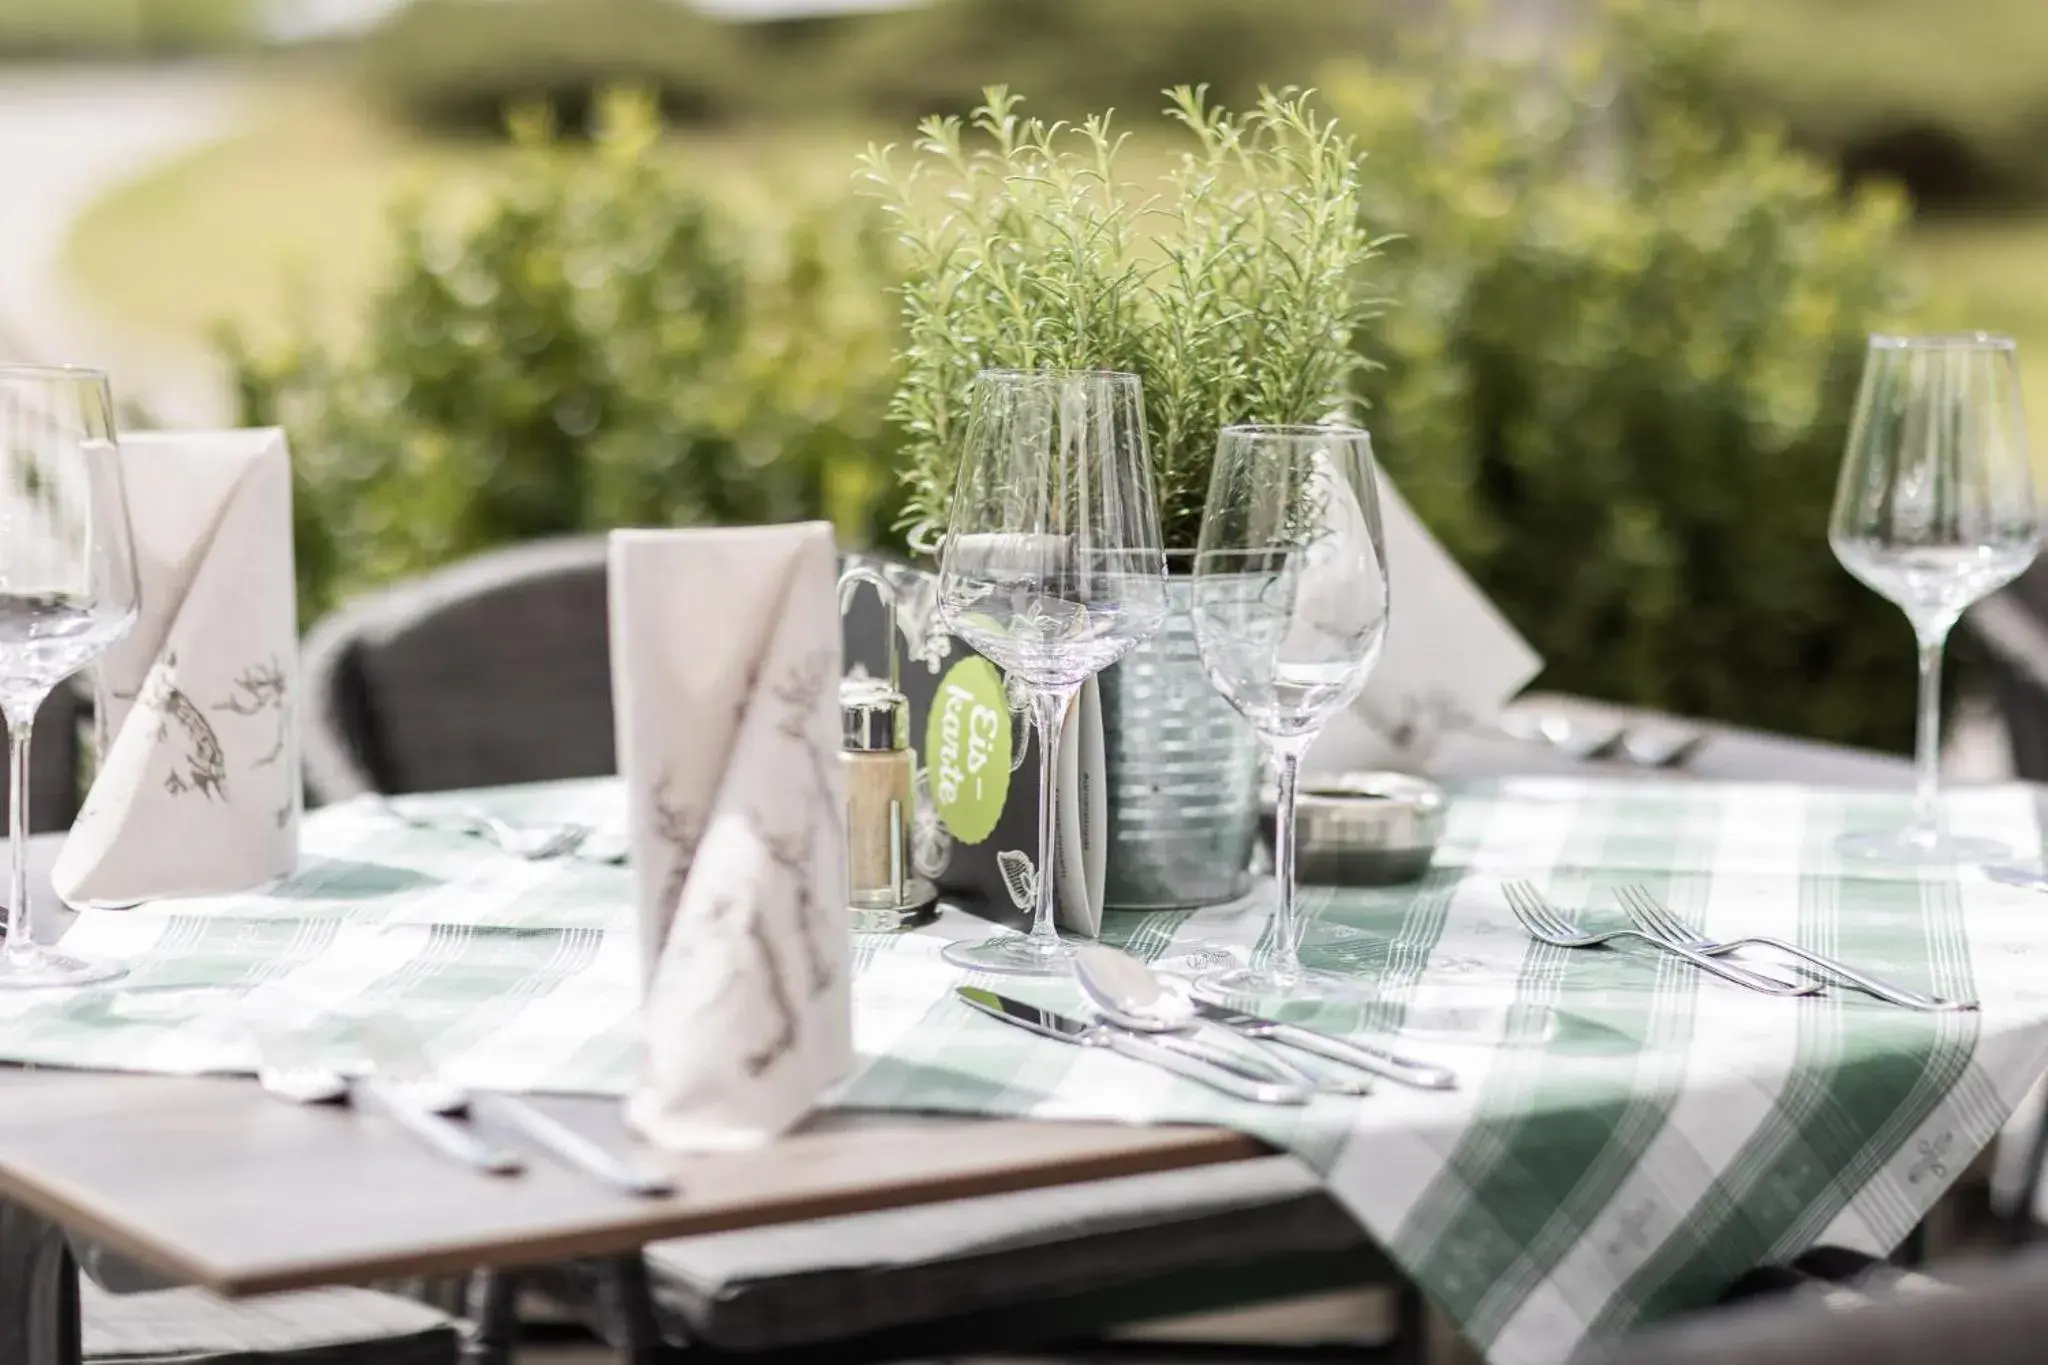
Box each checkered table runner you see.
[12,774,2048,1365]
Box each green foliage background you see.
[234,4,1927,751]
[1337,6,1917,746]
[228,93,906,624]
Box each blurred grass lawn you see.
[63,83,2048,449]
[0,0,255,54]
[63,82,877,353]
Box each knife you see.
[1188,999,1458,1092]
[955,987,1311,1106]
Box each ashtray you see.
[1263,771,1446,886]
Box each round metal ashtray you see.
[1262,772,1447,886]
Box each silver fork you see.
[1501,880,1821,998]
[1615,883,1975,1013]
[354,1018,527,1175]
[376,797,592,860]
[254,1028,523,1174]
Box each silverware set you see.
[954,943,1461,1106]
[256,1019,674,1194]
[1495,711,1708,769]
[1504,879,1977,1012]
[957,987,1315,1105]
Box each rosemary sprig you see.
[860,85,1385,554]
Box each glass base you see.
[1836,826,2008,866]
[0,943,124,989]
[942,931,1074,977]
[1195,963,1380,1005]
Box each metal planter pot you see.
[1098,573,1264,910]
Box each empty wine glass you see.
[937,370,1168,976]
[1190,425,1389,1000]
[1830,334,2039,864]
[0,366,140,986]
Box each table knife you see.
[1187,999,1458,1091]
[954,987,1311,1106]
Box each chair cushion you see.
[580,1155,1369,1352]
[81,1281,460,1365]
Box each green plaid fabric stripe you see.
[11,774,2048,1365]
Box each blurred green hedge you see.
[1339,4,1919,749]
[357,0,1394,135]
[357,0,2048,213]
[226,92,907,624]
[821,0,1393,123]
[359,0,755,134]
[240,5,1925,750]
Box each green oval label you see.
[923,655,1012,845]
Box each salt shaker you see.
[838,566,938,932]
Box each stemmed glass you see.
[1830,334,2039,864]
[0,366,140,987]
[1190,425,1389,1000]
[937,370,1168,976]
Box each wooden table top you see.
[0,715,1908,1300]
[0,836,1261,1296]
[0,1069,1260,1296]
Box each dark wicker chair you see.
[300,537,614,801]
[2,1202,462,1365]
[19,683,86,834]
[1602,1250,2048,1365]
[1968,562,2048,781]
[0,678,450,1365]
[1963,571,2048,1239]
[79,1280,460,1364]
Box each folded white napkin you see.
[1309,472,1542,773]
[54,429,300,907]
[610,523,851,1151]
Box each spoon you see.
[1072,944,1369,1097]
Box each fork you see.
[375,797,591,860]
[1501,880,1821,998]
[254,1027,523,1174]
[353,1017,527,1175]
[1615,883,1975,1013]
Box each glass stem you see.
[1026,684,1078,957]
[1268,736,1312,987]
[6,713,33,966]
[1912,624,1948,834]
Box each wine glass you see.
[1190,425,1389,1000]
[1830,334,2039,865]
[0,366,140,987]
[937,370,1168,976]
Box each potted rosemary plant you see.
[862,86,1383,909]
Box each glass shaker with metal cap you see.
[838,566,938,932]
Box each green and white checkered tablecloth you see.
[13,774,2048,1365]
